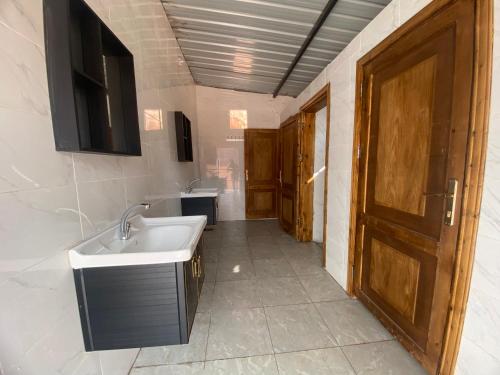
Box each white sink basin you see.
[181,187,218,198]
[68,215,207,269]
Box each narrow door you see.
[244,129,278,219]
[279,117,299,234]
[353,1,474,373]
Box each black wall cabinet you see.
[175,112,193,161]
[44,0,141,155]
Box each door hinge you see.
[357,145,361,159]
[298,153,303,162]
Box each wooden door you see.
[244,129,278,219]
[279,116,299,234]
[353,1,474,373]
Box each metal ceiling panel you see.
[161,0,391,97]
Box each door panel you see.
[354,1,474,373]
[279,117,299,234]
[244,129,278,219]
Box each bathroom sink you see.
[68,215,207,269]
[181,187,218,198]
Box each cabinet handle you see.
[197,255,202,277]
[191,257,197,276]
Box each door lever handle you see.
[245,169,249,181]
[444,178,458,226]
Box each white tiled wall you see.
[280,0,500,372]
[312,107,327,243]
[195,86,292,221]
[0,0,199,374]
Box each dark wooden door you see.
[353,1,474,373]
[279,117,299,234]
[244,129,278,219]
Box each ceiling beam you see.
[273,0,339,97]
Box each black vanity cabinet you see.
[180,242,204,340]
[181,197,218,225]
[73,237,205,351]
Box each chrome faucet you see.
[119,202,151,240]
[185,178,200,193]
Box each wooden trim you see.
[299,84,331,267]
[347,0,493,373]
[280,114,299,128]
[439,0,493,372]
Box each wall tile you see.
[0,110,74,194]
[359,2,399,56]
[0,0,44,48]
[0,185,81,284]
[77,179,127,237]
[73,154,123,183]
[0,22,50,116]
[398,0,433,25]
[0,251,80,371]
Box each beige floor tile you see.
[133,313,210,366]
[342,341,427,374]
[204,355,278,375]
[253,258,295,278]
[130,362,204,375]
[316,300,392,346]
[206,308,273,360]
[275,348,355,375]
[216,259,255,281]
[298,272,349,302]
[257,277,310,306]
[265,304,337,353]
[211,279,262,311]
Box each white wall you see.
[313,107,327,243]
[196,86,292,221]
[280,0,500,373]
[0,1,199,374]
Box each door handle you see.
[444,178,458,226]
[245,169,249,181]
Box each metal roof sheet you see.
[161,0,390,97]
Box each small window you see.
[144,109,163,131]
[229,110,247,129]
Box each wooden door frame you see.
[298,84,331,267]
[279,115,300,236]
[346,1,493,374]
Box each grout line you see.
[127,349,142,375]
[72,154,85,240]
[311,300,341,347]
[262,304,278,355]
[203,309,212,363]
[339,346,359,375]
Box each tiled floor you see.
[131,220,426,375]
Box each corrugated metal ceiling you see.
[161,0,391,97]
